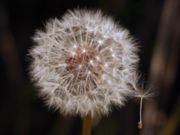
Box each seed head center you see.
[65,46,103,80]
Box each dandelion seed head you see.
[29,9,140,117]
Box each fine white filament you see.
[29,9,141,118]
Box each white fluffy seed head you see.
[29,9,140,118]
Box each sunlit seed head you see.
[29,9,141,117]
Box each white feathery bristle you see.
[29,9,141,118]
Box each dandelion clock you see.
[29,9,147,135]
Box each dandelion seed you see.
[135,89,154,129]
[128,73,154,129]
[138,96,143,129]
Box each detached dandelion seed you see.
[129,73,154,129]
[29,9,141,135]
[136,89,154,129]
[138,96,143,129]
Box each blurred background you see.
[0,0,179,135]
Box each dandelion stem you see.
[82,114,92,135]
[138,97,143,129]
